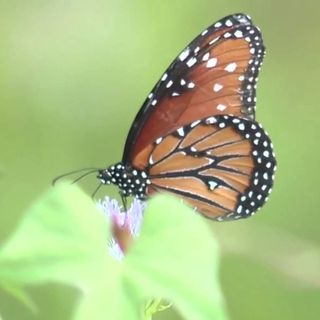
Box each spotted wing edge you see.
[146,115,276,221]
[122,13,266,164]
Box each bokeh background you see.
[1,1,319,319]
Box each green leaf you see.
[0,185,227,320]
[0,282,37,313]
[0,183,111,285]
[125,195,228,320]
[0,184,142,320]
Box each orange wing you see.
[144,115,276,220]
[122,14,265,168]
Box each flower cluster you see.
[97,197,145,260]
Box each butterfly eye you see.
[97,13,276,220]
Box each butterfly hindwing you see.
[146,115,276,220]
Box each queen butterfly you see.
[97,13,276,221]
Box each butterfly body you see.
[98,13,277,221]
[99,163,150,199]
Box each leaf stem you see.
[144,298,172,319]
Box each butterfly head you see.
[98,162,150,199]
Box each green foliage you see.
[0,185,227,320]
[1,1,320,319]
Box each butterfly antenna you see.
[91,183,103,199]
[52,167,99,185]
[71,169,99,185]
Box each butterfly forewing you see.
[123,13,265,167]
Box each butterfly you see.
[95,13,276,221]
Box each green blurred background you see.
[1,0,319,319]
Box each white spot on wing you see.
[213,83,223,92]
[225,62,237,72]
[206,117,217,124]
[179,48,190,61]
[156,137,163,144]
[161,73,168,81]
[177,127,185,136]
[166,80,173,88]
[190,120,201,128]
[225,19,233,27]
[234,30,243,38]
[209,37,219,45]
[201,29,208,36]
[186,57,197,67]
[208,181,218,190]
[206,57,217,68]
[202,52,210,61]
[217,104,226,111]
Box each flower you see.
[97,197,145,260]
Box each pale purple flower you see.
[97,197,145,260]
